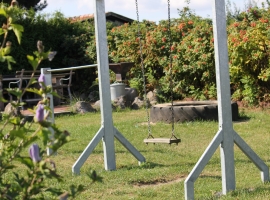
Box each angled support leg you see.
[233,131,269,181]
[185,130,223,199]
[72,127,104,174]
[114,127,146,163]
[184,1,269,199]
[72,0,145,174]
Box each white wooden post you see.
[72,0,145,174]
[184,1,269,199]
[41,68,55,156]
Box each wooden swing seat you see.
[144,137,181,145]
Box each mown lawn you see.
[7,107,270,199]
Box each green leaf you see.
[10,23,24,44]
[51,90,60,98]
[6,88,23,97]
[37,129,51,146]
[0,54,4,62]
[5,55,16,70]
[41,51,49,60]
[27,55,39,69]
[33,51,40,58]
[28,78,38,85]
[0,91,8,103]
[0,8,7,17]
[10,129,26,139]
[26,87,43,96]
[27,55,34,61]
[15,156,34,169]
[8,117,21,125]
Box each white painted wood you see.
[114,128,146,162]
[184,1,269,199]
[212,0,236,194]
[143,138,180,144]
[72,0,145,174]
[94,0,116,171]
[233,131,269,182]
[41,68,55,156]
[72,127,104,174]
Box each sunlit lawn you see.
[6,106,270,199]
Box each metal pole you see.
[46,64,98,73]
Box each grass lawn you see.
[7,106,270,199]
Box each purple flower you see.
[48,51,57,61]
[36,104,44,122]
[38,74,46,88]
[29,144,41,162]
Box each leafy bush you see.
[0,6,97,94]
[0,2,101,199]
[228,5,270,105]
[107,3,270,106]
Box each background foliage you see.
[2,0,48,11]
[3,1,270,106]
[107,1,270,105]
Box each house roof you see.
[68,12,134,24]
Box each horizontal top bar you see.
[46,64,98,72]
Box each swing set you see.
[72,1,268,199]
[135,0,181,145]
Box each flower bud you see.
[36,104,44,122]
[11,0,18,7]
[2,23,7,30]
[38,74,46,89]
[29,144,41,162]
[48,51,57,61]
[37,40,44,53]
[6,41,12,47]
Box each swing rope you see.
[135,0,153,139]
[136,0,180,144]
[167,0,177,140]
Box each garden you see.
[1,0,270,199]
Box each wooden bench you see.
[8,69,74,106]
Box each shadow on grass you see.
[197,179,270,200]
[199,174,221,180]
[122,162,165,170]
[234,110,251,123]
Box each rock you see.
[113,95,126,109]
[146,90,157,102]
[91,87,154,110]
[131,97,146,110]
[92,100,100,110]
[74,101,96,113]
[125,87,138,106]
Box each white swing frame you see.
[55,1,268,199]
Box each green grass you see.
[6,107,270,199]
